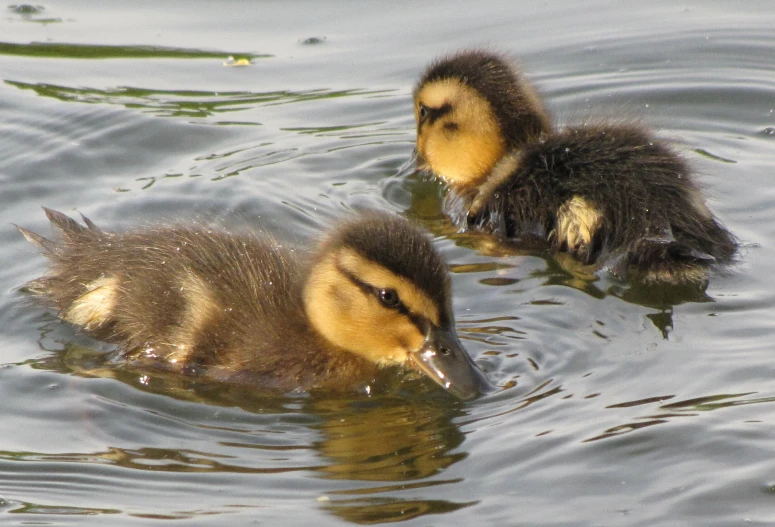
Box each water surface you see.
[2,1,775,525]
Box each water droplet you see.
[760,127,775,137]
[223,56,251,67]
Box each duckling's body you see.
[414,50,737,283]
[20,209,492,398]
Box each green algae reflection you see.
[6,80,390,120]
[0,41,264,61]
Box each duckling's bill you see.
[409,325,494,400]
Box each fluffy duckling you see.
[19,208,493,399]
[413,49,737,283]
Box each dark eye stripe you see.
[427,103,452,125]
[336,262,429,335]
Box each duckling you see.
[413,49,737,283]
[18,208,493,399]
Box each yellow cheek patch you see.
[64,276,120,331]
[165,273,220,363]
[303,249,437,367]
[415,79,506,188]
[553,196,603,252]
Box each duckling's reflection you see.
[397,168,715,336]
[319,496,474,524]
[311,395,466,481]
[310,394,478,522]
[32,339,478,523]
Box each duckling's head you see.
[303,212,493,400]
[413,49,551,188]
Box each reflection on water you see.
[6,80,388,121]
[2,499,119,516]
[312,397,474,522]
[5,4,61,24]
[402,168,718,340]
[320,497,474,525]
[23,341,479,523]
[0,41,262,60]
[584,392,770,443]
[2,1,775,525]
[0,446,318,475]
[313,398,465,481]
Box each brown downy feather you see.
[21,209,380,392]
[18,209,495,399]
[415,50,737,284]
[465,124,737,283]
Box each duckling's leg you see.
[552,196,603,263]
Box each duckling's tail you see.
[43,207,101,239]
[17,224,55,253]
[18,208,105,297]
[17,207,102,253]
[608,237,730,285]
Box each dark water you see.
[2,1,775,525]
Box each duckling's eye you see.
[377,288,400,309]
[418,105,429,122]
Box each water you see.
[2,1,775,525]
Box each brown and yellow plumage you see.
[19,208,492,398]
